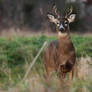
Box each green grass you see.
[0,34,92,90]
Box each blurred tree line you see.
[0,0,90,32]
[0,0,67,31]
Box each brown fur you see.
[44,28,76,81]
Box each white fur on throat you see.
[58,31,67,37]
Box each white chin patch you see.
[58,31,67,37]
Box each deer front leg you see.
[66,70,74,86]
[58,64,67,80]
[69,69,74,80]
[58,72,65,80]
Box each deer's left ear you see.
[68,14,76,23]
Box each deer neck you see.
[57,30,71,49]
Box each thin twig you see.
[23,41,47,81]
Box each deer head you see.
[47,6,76,33]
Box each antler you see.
[53,5,60,19]
[65,7,73,18]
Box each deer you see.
[44,6,76,82]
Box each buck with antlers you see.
[44,6,76,82]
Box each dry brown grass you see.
[0,57,91,92]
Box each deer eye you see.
[65,23,68,26]
[57,22,60,27]
[64,21,68,26]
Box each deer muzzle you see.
[59,24,65,32]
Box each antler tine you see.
[65,7,73,18]
[68,7,73,15]
[53,5,60,19]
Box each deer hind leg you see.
[44,61,53,83]
[45,66,55,83]
[45,68,52,83]
[43,69,51,92]
[44,61,55,92]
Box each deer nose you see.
[59,24,65,31]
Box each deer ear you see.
[47,14,58,24]
[68,14,76,23]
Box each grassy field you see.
[0,34,92,92]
